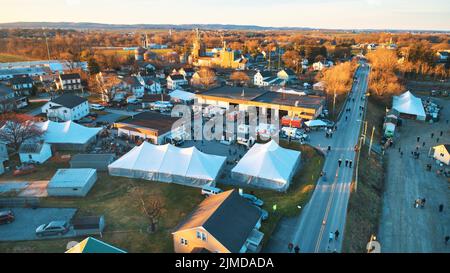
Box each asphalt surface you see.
[265,62,370,253]
[0,208,77,241]
[378,97,450,253]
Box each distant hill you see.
[0,22,314,31]
[0,22,447,33]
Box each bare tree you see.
[0,113,43,150]
[134,187,163,233]
[191,67,217,88]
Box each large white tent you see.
[392,91,426,121]
[108,142,226,188]
[36,121,102,150]
[231,140,301,192]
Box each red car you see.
[13,165,37,176]
[0,210,15,225]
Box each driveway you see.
[378,97,450,253]
[0,208,77,241]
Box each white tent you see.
[392,91,426,121]
[169,90,196,102]
[108,142,226,188]
[36,121,102,150]
[231,140,301,192]
[305,119,327,127]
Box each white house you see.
[42,94,89,121]
[179,67,196,78]
[57,73,82,91]
[433,144,450,165]
[253,71,273,86]
[137,75,162,94]
[19,142,52,164]
[124,76,145,98]
[167,74,188,90]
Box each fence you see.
[0,197,40,208]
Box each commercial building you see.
[196,86,325,120]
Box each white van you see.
[90,103,105,111]
[201,185,223,197]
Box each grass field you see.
[342,97,385,252]
[0,53,36,62]
[0,140,322,253]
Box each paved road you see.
[265,62,371,253]
[379,97,450,253]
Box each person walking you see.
[329,232,334,243]
[288,242,294,252]
[422,141,425,147]
[417,136,420,142]
[436,137,439,143]
[334,230,340,240]
[439,204,444,212]
[431,132,434,138]
[338,159,342,167]
[421,198,426,208]
[328,145,331,152]
[345,159,349,167]
[349,160,353,168]
[294,245,300,253]
[345,116,348,121]
[445,236,450,245]
[400,151,403,158]
[440,131,443,137]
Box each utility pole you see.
[363,121,368,144]
[42,28,51,66]
[355,135,364,192]
[368,126,375,156]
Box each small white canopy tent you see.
[392,91,426,121]
[305,120,327,127]
[169,90,196,103]
[36,121,102,150]
[108,142,226,188]
[231,140,301,192]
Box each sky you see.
[1,0,450,31]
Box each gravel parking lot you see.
[0,208,77,241]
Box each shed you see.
[72,215,105,236]
[47,168,97,197]
[19,142,52,164]
[70,154,115,171]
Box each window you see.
[180,238,188,245]
[196,231,207,241]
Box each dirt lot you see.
[379,97,450,253]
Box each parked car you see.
[0,210,15,225]
[201,185,223,197]
[35,221,70,237]
[90,104,105,111]
[242,193,264,207]
[13,165,36,176]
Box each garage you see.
[47,168,97,197]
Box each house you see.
[56,73,82,91]
[0,141,8,175]
[313,61,326,71]
[47,168,97,197]
[141,93,171,108]
[41,94,89,121]
[167,74,188,90]
[433,144,450,165]
[19,142,52,164]
[66,237,126,253]
[179,67,196,78]
[437,51,449,62]
[114,111,185,145]
[277,68,297,82]
[0,84,17,113]
[172,189,264,253]
[136,75,162,94]
[123,76,145,98]
[10,76,33,95]
[253,71,274,87]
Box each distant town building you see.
[167,74,188,90]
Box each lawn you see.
[0,53,36,63]
[342,96,385,253]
